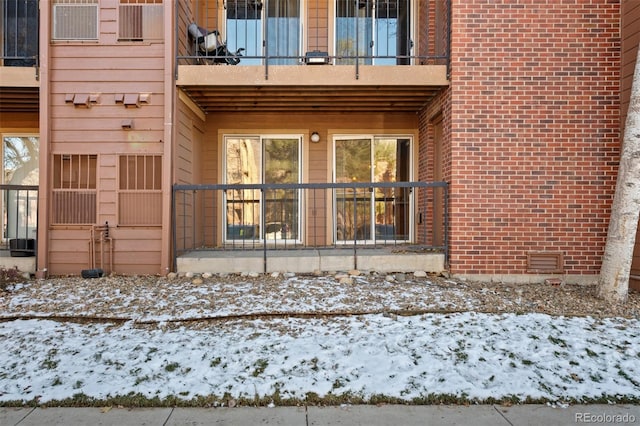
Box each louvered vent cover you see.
[527,252,564,273]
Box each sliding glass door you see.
[334,136,411,243]
[224,136,301,242]
[226,0,301,65]
[335,0,412,65]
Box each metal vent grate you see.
[527,251,564,274]
[53,4,98,40]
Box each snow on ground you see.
[0,275,639,404]
[1,314,639,404]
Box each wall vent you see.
[53,4,98,41]
[527,251,564,273]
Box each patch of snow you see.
[0,313,639,403]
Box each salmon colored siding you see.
[45,2,165,275]
[0,112,39,129]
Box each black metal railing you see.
[176,0,451,78]
[1,0,39,67]
[172,181,448,269]
[0,184,38,257]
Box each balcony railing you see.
[1,0,39,67]
[176,0,451,78]
[0,184,38,257]
[172,181,448,270]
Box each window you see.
[335,0,412,65]
[52,0,98,41]
[224,136,301,242]
[118,0,163,42]
[334,136,411,242]
[52,154,97,224]
[118,155,162,225]
[226,0,301,65]
[2,0,39,66]
[1,135,39,244]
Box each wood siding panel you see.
[175,96,207,247]
[49,228,93,275]
[47,2,166,276]
[0,112,39,129]
[204,112,417,186]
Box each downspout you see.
[36,0,50,278]
[446,0,452,79]
[161,0,176,275]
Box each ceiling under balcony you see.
[0,87,39,113]
[177,64,449,113]
[0,67,40,113]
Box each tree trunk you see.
[597,46,640,304]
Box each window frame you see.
[52,0,99,42]
[224,0,304,65]
[333,0,415,65]
[117,0,164,43]
[51,154,98,225]
[117,154,162,226]
[332,134,414,244]
[222,134,303,244]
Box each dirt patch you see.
[1,272,639,322]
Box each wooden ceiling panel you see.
[0,87,39,113]
[181,85,442,113]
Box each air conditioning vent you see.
[119,4,163,42]
[53,4,98,40]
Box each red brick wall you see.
[419,88,452,246]
[447,0,621,276]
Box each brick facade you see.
[445,0,621,278]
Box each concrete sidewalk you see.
[2,404,639,426]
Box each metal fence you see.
[1,0,39,66]
[177,0,451,77]
[173,181,448,267]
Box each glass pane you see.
[267,0,300,65]
[335,138,372,241]
[264,138,299,240]
[225,138,261,240]
[3,0,39,66]
[373,138,409,241]
[226,0,263,65]
[335,0,372,65]
[374,0,411,65]
[3,136,39,185]
[2,136,39,243]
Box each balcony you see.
[0,0,40,113]
[173,181,448,274]
[176,0,450,113]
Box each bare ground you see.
[1,272,639,324]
